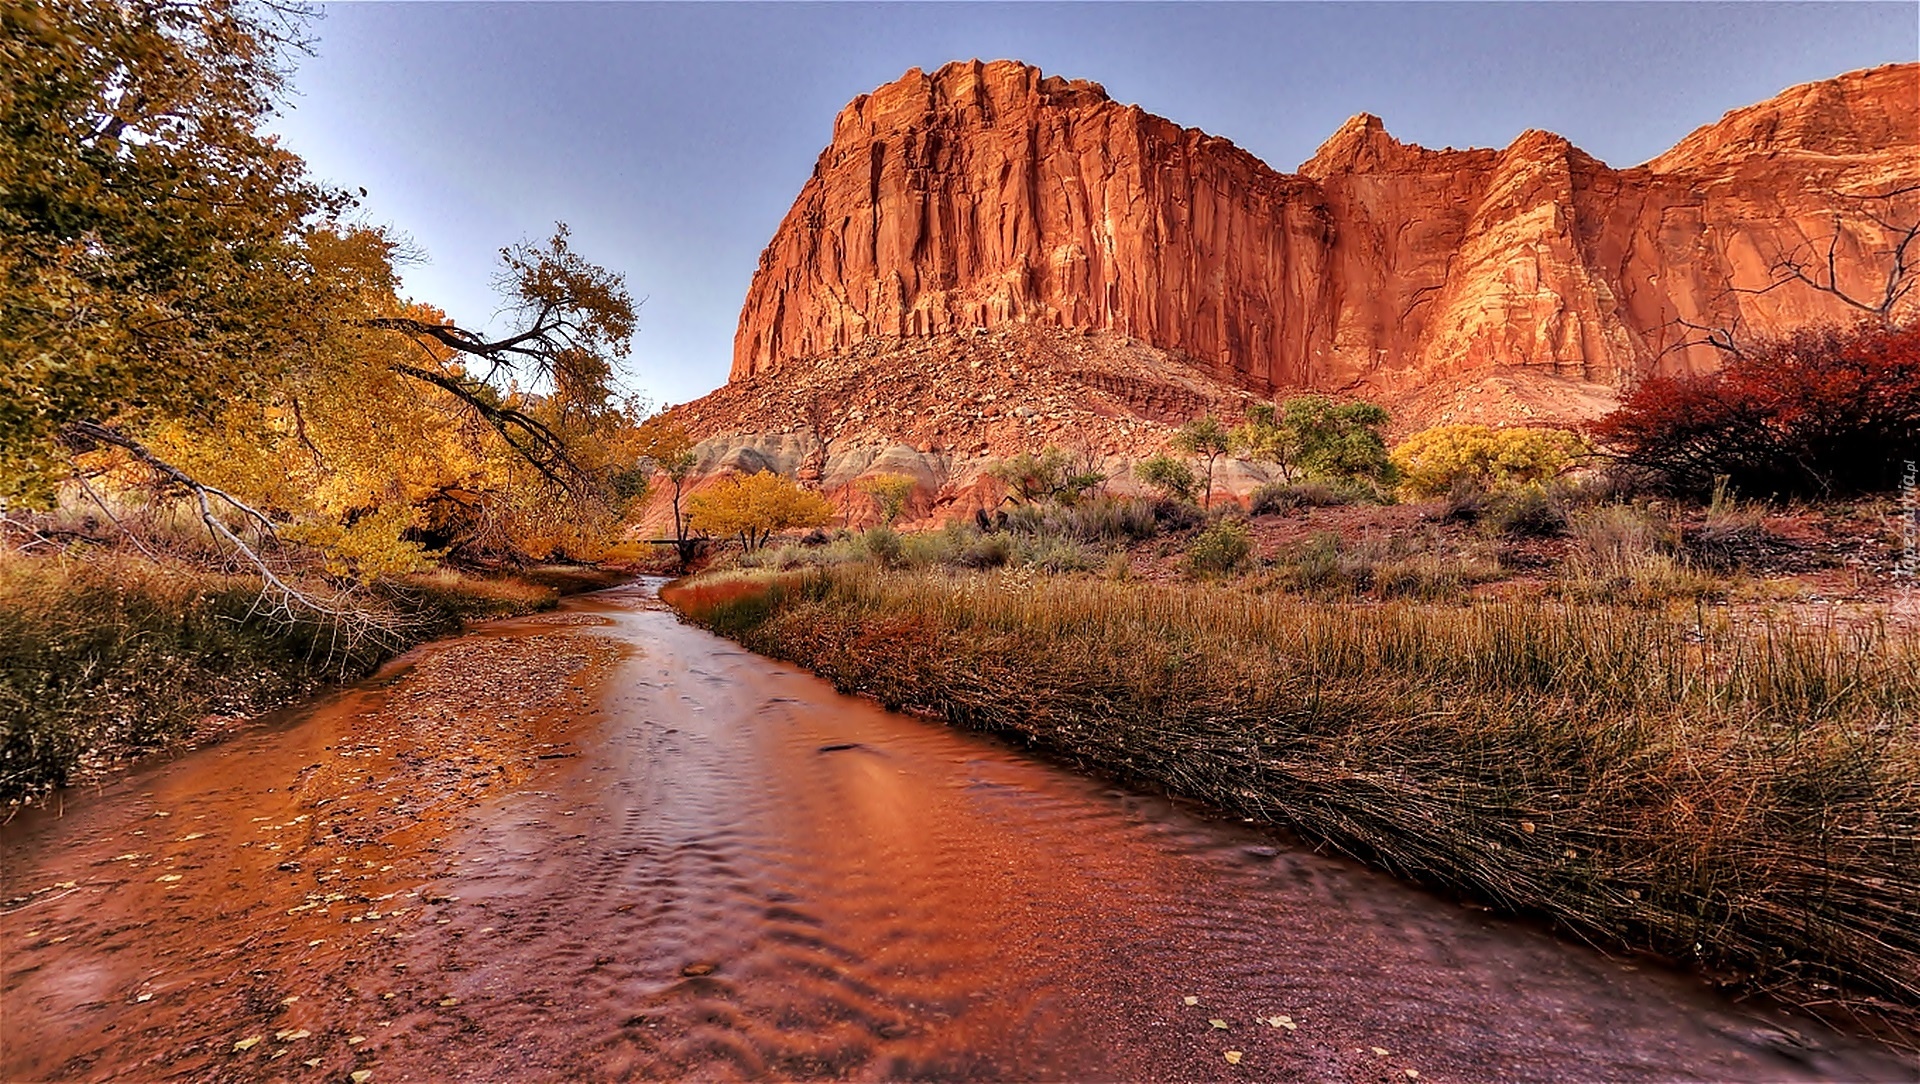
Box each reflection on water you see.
[4,581,1913,1082]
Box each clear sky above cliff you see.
[272,2,1916,406]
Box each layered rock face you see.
[731,60,1919,401]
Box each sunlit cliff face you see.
[733,59,1919,397]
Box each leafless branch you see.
[60,421,410,650]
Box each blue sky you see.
[271,2,1918,407]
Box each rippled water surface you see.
[5,581,1914,1082]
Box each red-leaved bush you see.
[1593,323,1920,497]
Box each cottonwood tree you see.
[988,446,1104,506]
[636,418,701,565]
[2,1,649,622]
[366,223,638,492]
[686,471,833,552]
[1172,415,1232,508]
[1,0,340,505]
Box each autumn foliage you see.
[686,471,834,551]
[1593,323,1920,497]
[1391,425,1589,497]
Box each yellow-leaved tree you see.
[854,473,917,525]
[1391,425,1589,497]
[686,471,833,552]
[133,227,650,580]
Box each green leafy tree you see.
[989,446,1104,506]
[1172,415,1232,508]
[1268,396,1395,483]
[1230,403,1303,482]
[1134,454,1198,502]
[0,0,343,504]
[637,418,700,563]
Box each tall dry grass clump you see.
[0,550,576,802]
[675,566,1920,1023]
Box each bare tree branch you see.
[59,421,410,648]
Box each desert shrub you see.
[1000,496,1159,545]
[956,531,1014,569]
[1002,502,1048,535]
[1593,322,1920,498]
[1441,478,1490,524]
[1149,498,1205,531]
[1393,424,1589,498]
[1685,481,1789,572]
[1019,534,1095,573]
[1267,529,1501,599]
[1558,465,1658,507]
[1186,519,1252,576]
[898,525,960,568]
[1564,505,1719,605]
[1249,480,1356,514]
[1134,454,1198,502]
[861,525,904,566]
[1061,496,1159,543]
[1489,486,1569,539]
[1572,504,1676,565]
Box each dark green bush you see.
[1187,519,1252,576]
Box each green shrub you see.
[1150,498,1205,531]
[1248,478,1389,514]
[1020,535,1095,573]
[1135,455,1198,502]
[1186,519,1252,576]
[1489,486,1568,539]
[862,525,904,566]
[957,531,1014,569]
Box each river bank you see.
[667,565,1920,1038]
[6,579,1912,1081]
[0,550,631,806]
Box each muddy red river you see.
[4,581,1914,1082]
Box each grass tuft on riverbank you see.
[669,565,1920,1025]
[0,551,612,804]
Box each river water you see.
[4,581,1913,1082]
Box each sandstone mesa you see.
[651,60,1919,528]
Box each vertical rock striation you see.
[731,59,1919,401]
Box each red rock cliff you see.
[731,60,1919,397]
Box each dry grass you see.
[674,565,1920,1027]
[0,550,584,803]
